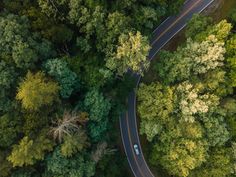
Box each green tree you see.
[84,89,111,122]
[185,14,212,39]
[196,20,232,42]
[0,61,16,112]
[137,83,174,141]
[151,122,207,177]
[156,35,225,84]
[190,148,234,177]
[227,57,236,87]
[0,61,16,89]
[226,34,236,57]
[61,130,89,157]
[44,147,95,177]
[228,8,236,26]
[201,110,230,147]
[16,71,59,111]
[0,113,21,148]
[106,31,150,75]
[83,89,111,141]
[43,58,79,98]
[7,132,54,167]
[0,14,53,69]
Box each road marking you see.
[151,0,202,46]
[132,92,155,177]
[149,0,215,60]
[126,112,146,177]
[121,1,216,177]
[119,115,137,176]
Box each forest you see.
[138,11,236,177]
[0,0,186,177]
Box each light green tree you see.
[106,31,150,75]
[16,71,59,111]
[137,83,174,141]
[156,35,225,84]
[190,148,234,177]
[61,129,89,157]
[151,122,207,177]
[7,132,54,167]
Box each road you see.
[119,0,215,177]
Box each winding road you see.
[119,0,215,177]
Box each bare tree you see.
[91,142,116,163]
[50,110,88,142]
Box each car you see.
[133,144,140,155]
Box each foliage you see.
[175,81,219,123]
[0,13,53,69]
[137,83,174,141]
[50,110,88,143]
[44,147,95,177]
[0,61,16,89]
[186,14,212,39]
[140,18,236,177]
[156,35,225,84]
[228,8,236,26]
[16,72,59,111]
[106,31,151,75]
[84,89,111,122]
[43,58,79,98]
[61,130,89,157]
[0,113,21,148]
[151,122,207,177]
[190,148,234,177]
[7,131,54,167]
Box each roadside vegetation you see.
[138,12,236,177]
[0,0,185,176]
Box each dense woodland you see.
[138,12,236,177]
[0,0,186,177]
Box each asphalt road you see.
[119,0,215,177]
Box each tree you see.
[156,35,225,84]
[97,11,131,54]
[43,58,79,98]
[0,113,21,148]
[226,34,236,57]
[84,89,111,122]
[0,61,16,89]
[196,20,232,42]
[227,57,236,87]
[0,151,12,177]
[228,8,236,26]
[83,89,111,142]
[7,131,54,167]
[44,147,95,177]
[16,71,59,111]
[137,83,174,141]
[201,110,230,147]
[185,14,212,39]
[106,31,150,75]
[151,122,207,177]
[199,68,232,97]
[190,148,234,177]
[175,81,219,123]
[0,13,54,69]
[50,110,88,143]
[61,130,89,157]
[0,61,16,112]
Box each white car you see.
[133,144,140,155]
